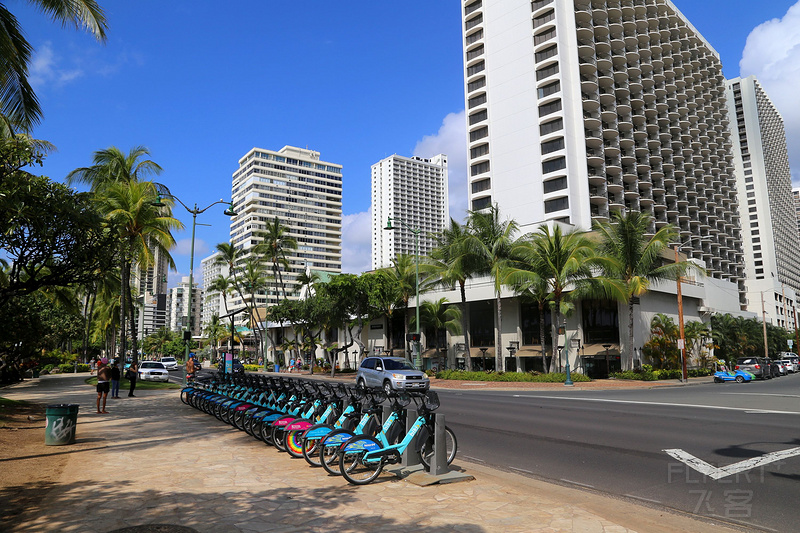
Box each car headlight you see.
[391,373,405,380]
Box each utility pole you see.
[762,292,769,360]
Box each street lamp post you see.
[153,195,236,385]
[674,237,709,383]
[384,217,422,369]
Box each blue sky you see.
[17,0,800,284]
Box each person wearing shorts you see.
[96,358,111,413]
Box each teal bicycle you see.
[338,390,457,485]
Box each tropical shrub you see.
[436,369,590,383]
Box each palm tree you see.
[0,0,107,131]
[506,224,601,373]
[388,254,419,361]
[238,255,271,361]
[206,274,236,355]
[507,272,551,373]
[257,217,297,302]
[594,210,700,370]
[66,145,167,193]
[296,269,320,298]
[425,219,480,370]
[101,180,181,365]
[466,206,519,372]
[411,298,462,368]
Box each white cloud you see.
[173,237,209,258]
[341,208,372,274]
[412,110,468,222]
[739,1,800,184]
[29,42,83,90]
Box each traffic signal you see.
[406,333,420,342]
[183,331,191,341]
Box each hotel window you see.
[470,144,489,158]
[543,176,567,193]
[538,80,560,99]
[467,44,485,61]
[465,14,483,31]
[472,178,491,193]
[470,126,488,142]
[533,10,555,29]
[535,45,558,63]
[536,63,559,81]
[468,77,486,92]
[469,109,488,125]
[469,93,487,108]
[466,29,483,44]
[538,99,562,117]
[540,117,563,135]
[534,27,556,45]
[541,137,565,155]
[471,161,490,176]
[468,61,485,77]
[542,156,566,174]
[544,196,569,213]
[531,0,554,10]
[472,196,491,210]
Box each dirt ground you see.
[0,400,72,529]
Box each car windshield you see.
[383,359,416,371]
[161,358,175,362]
[141,362,165,369]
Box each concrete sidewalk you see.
[1,374,740,533]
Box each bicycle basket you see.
[369,389,387,405]
[423,390,440,411]
[392,391,411,408]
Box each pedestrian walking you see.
[96,358,111,413]
[127,362,138,397]
[289,357,295,373]
[110,361,121,399]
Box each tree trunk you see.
[386,314,393,356]
[403,301,410,361]
[538,300,548,373]
[495,293,504,372]
[628,299,635,371]
[460,281,472,371]
[127,281,138,365]
[549,308,559,373]
[118,256,128,363]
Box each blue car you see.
[713,370,753,383]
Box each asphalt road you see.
[436,375,800,532]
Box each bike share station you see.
[180,371,474,487]
[371,393,473,486]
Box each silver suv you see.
[735,357,770,379]
[356,356,430,394]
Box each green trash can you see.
[45,404,79,445]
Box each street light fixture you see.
[674,236,710,383]
[152,194,237,384]
[384,216,422,370]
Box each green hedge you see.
[57,363,90,373]
[435,369,591,383]
[610,367,714,381]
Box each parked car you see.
[764,358,782,378]
[787,356,800,373]
[735,357,770,379]
[773,360,788,375]
[776,360,794,374]
[138,361,170,382]
[159,357,178,370]
[713,370,753,383]
[356,356,430,393]
[232,359,245,374]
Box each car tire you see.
[357,378,367,390]
[735,375,745,383]
[383,381,393,395]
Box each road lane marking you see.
[663,447,800,480]
[509,467,534,474]
[720,393,800,398]
[560,478,595,488]
[511,395,800,415]
[463,455,485,463]
[624,494,662,504]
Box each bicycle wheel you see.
[339,436,384,485]
[319,429,353,476]
[302,436,322,467]
[233,409,247,430]
[180,389,190,405]
[272,425,287,451]
[419,425,458,470]
[260,419,274,446]
[284,429,305,458]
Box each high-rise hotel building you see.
[726,76,800,329]
[229,146,342,313]
[371,154,449,269]
[461,0,745,306]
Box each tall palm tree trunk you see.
[549,308,559,373]
[118,257,128,362]
[495,294,504,372]
[460,281,472,371]
[628,299,635,371]
[538,301,548,373]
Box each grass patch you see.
[435,369,591,383]
[84,377,182,390]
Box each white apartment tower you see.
[792,188,800,234]
[371,154,449,269]
[133,246,169,337]
[461,0,745,306]
[200,251,230,330]
[229,146,342,313]
[166,276,203,337]
[726,76,800,330]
